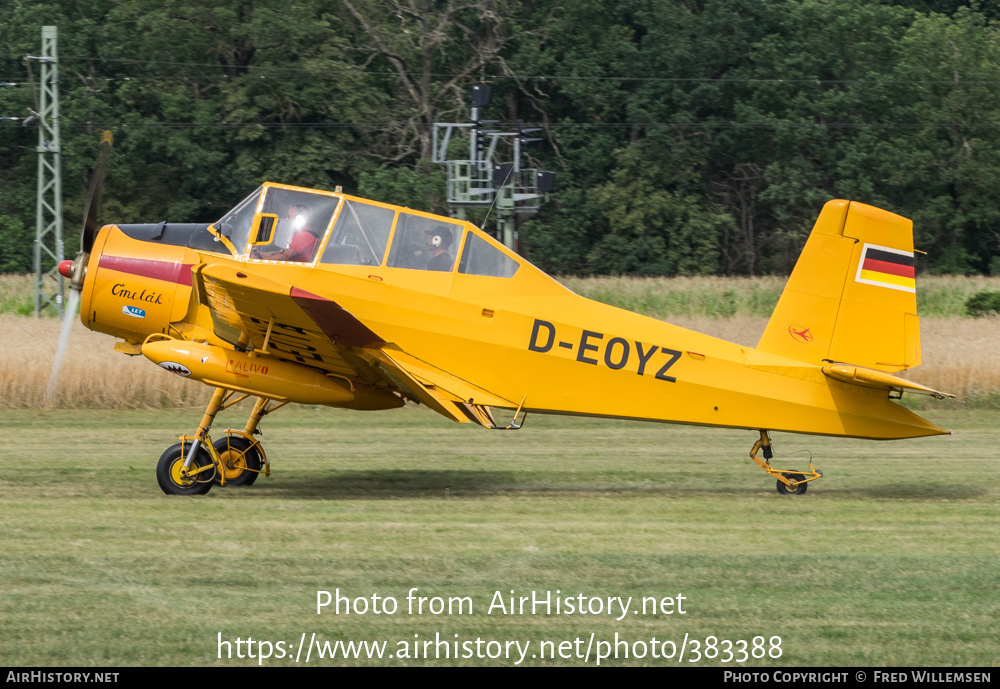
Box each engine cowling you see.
[79,226,193,342]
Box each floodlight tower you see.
[28,26,64,317]
[432,85,555,251]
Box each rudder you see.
[757,200,920,372]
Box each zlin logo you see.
[788,324,814,343]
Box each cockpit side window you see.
[213,187,262,255]
[255,189,340,262]
[320,200,395,266]
[458,232,520,278]
[386,212,464,272]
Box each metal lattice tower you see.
[432,85,554,251]
[32,26,63,317]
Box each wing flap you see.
[382,349,514,408]
[361,349,472,423]
[360,349,516,426]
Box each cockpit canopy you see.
[209,182,520,277]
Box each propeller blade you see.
[80,130,113,253]
[44,288,82,407]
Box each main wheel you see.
[213,435,263,487]
[776,472,808,495]
[157,443,213,495]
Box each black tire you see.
[213,435,263,486]
[156,443,213,496]
[776,472,808,496]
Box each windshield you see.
[259,188,340,253]
[213,187,262,255]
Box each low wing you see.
[195,264,515,424]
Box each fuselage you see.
[77,185,947,442]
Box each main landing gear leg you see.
[156,387,227,495]
[748,430,823,496]
[156,388,289,495]
[213,396,279,487]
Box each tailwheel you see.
[156,443,213,496]
[749,430,821,495]
[776,473,808,496]
[213,434,263,487]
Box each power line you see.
[4,119,1000,134]
[4,53,1000,86]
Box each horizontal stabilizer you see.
[822,364,953,399]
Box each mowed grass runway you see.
[1,405,996,666]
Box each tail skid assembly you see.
[749,431,823,495]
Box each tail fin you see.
[757,200,920,372]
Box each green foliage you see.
[0,216,33,274]
[357,162,447,213]
[587,144,731,276]
[2,1,1000,276]
[965,290,1000,317]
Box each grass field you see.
[1,406,996,666]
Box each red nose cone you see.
[58,260,73,279]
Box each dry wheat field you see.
[1,306,997,410]
[0,315,205,408]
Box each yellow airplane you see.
[57,136,952,496]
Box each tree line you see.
[1,0,999,277]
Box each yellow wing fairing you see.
[194,264,396,401]
[198,265,358,374]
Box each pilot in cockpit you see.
[425,226,454,271]
[252,204,320,262]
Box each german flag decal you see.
[855,243,915,293]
